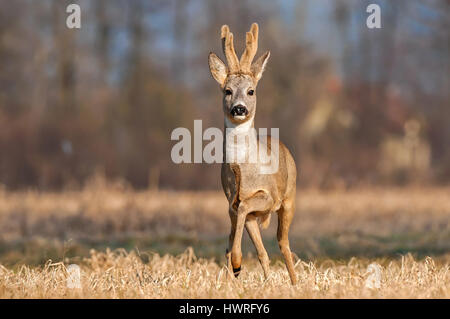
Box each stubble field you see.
[0,185,449,298]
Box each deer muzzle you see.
[230,105,248,117]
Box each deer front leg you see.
[230,210,246,277]
[231,192,273,277]
[226,208,237,279]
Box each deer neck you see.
[224,115,255,133]
[223,115,256,164]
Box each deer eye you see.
[248,89,254,96]
[225,89,232,96]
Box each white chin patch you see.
[234,115,246,120]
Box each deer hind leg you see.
[231,191,273,277]
[277,201,298,285]
[245,214,270,279]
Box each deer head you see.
[208,23,270,126]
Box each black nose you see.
[231,105,248,117]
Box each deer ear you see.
[251,51,270,82]
[208,52,227,86]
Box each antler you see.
[239,23,259,72]
[221,25,240,73]
[219,23,262,77]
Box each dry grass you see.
[0,248,448,298]
[1,186,449,239]
[0,185,449,298]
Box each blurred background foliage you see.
[0,0,448,190]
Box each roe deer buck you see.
[208,23,298,285]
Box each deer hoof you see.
[233,266,241,277]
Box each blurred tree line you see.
[0,0,448,190]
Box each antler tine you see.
[240,23,259,72]
[221,25,240,73]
